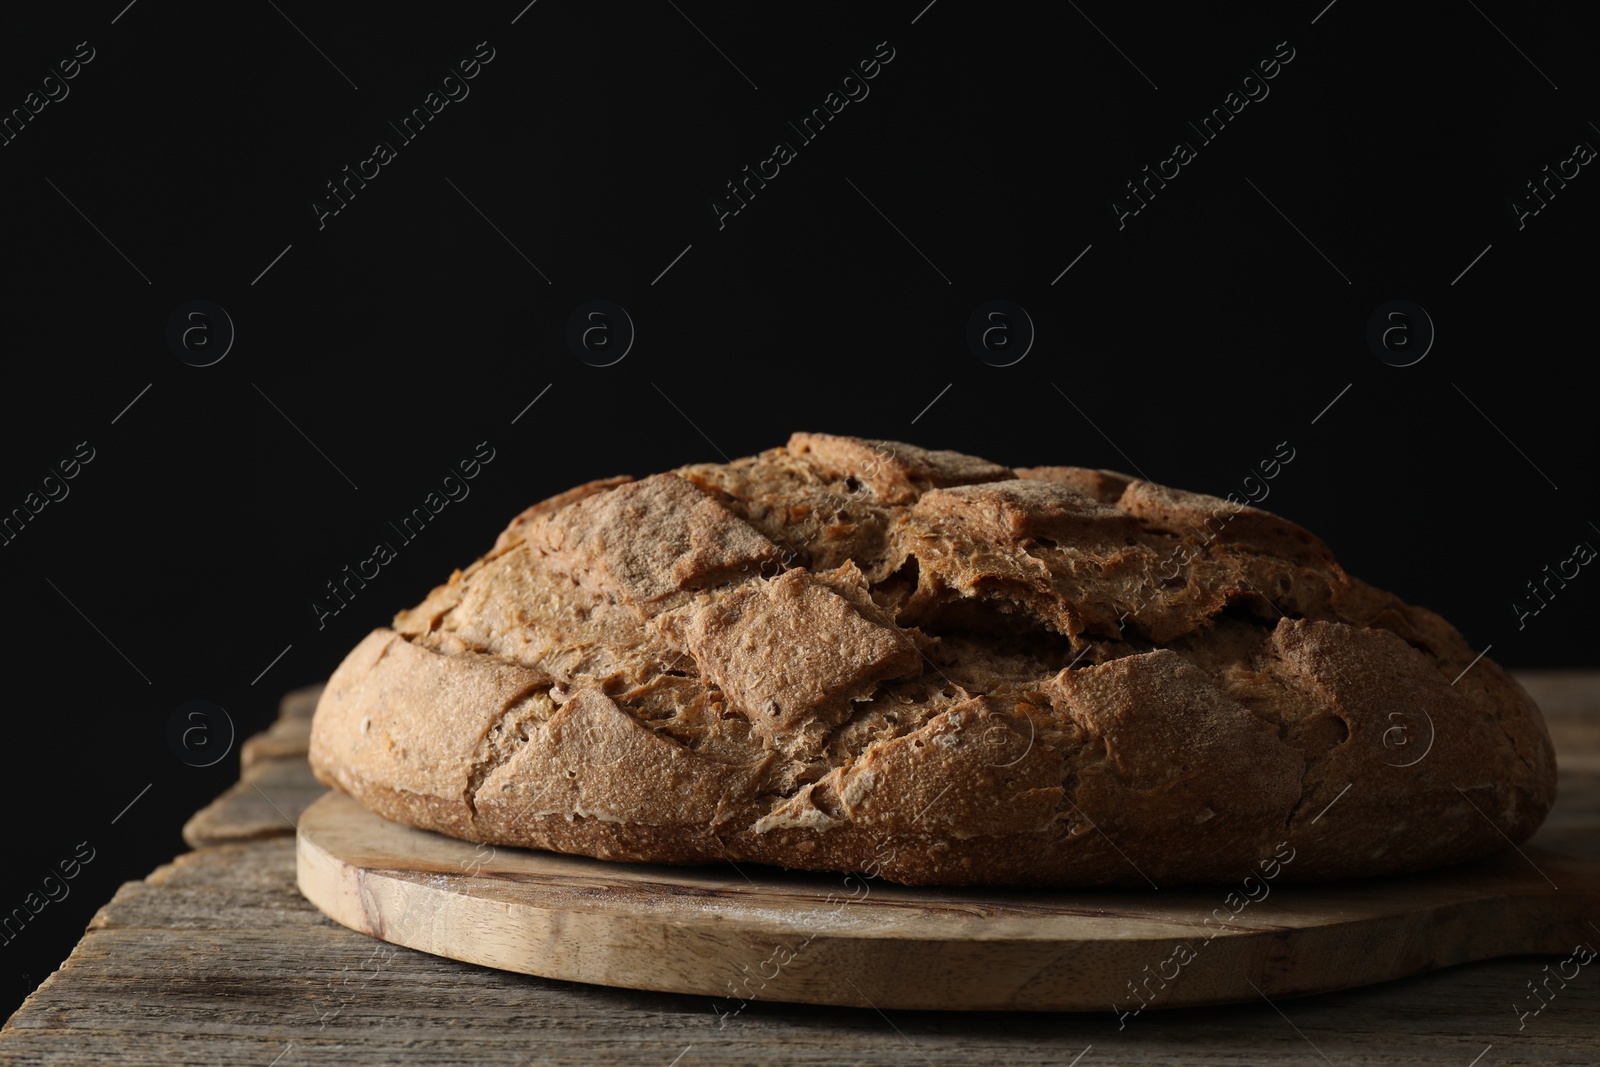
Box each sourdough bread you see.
[308,433,1555,886]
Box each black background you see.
[2,0,1595,1025]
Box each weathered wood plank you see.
[4,840,1596,1065]
[1522,671,1600,767]
[8,672,1599,1064]
[1528,763,1600,862]
[240,715,312,770]
[280,684,322,721]
[181,757,325,849]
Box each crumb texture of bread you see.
[308,432,1556,886]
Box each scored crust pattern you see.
[309,433,1555,886]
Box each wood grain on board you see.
[298,788,1600,1011]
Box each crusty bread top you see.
[309,433,1555,886]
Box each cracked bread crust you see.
[309,433,1556,887]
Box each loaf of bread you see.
[308,433,1555,886]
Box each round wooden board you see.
[297,791,1600,1012]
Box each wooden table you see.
[4,674,1597,1065]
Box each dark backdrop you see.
[2,0,1594,1023]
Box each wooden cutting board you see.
[297,790,1600,1013]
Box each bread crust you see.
[309,433,1556,886]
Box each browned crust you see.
[309,433,1556,887]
